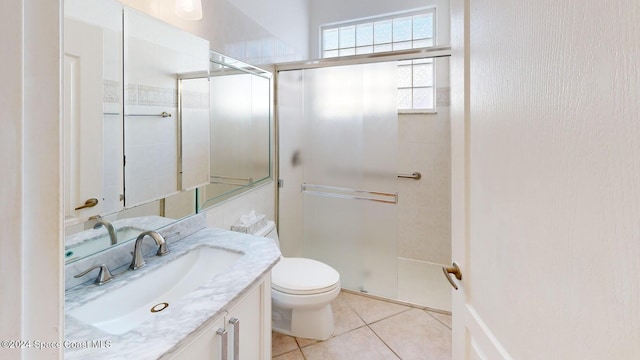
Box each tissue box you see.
[230,214,267,234]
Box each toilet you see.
[254,221,341,341]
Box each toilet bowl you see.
[254,221,340,340]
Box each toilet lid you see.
[272,257,340,295]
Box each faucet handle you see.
[74,264,114,285]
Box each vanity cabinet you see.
[165,275,272,360]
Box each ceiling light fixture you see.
[175,0,203,20]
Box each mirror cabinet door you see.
[180,77,211,191]
[251,75,271,182]
[64,0,124,223]
[210,72,254,189]
[123,7,209,208]
[198,57,272,211]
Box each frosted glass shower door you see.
[278,62,398,298]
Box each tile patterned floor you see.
[272,291,452,360]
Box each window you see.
[398,58,434,110]
[321,9,436,112]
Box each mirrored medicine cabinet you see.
[63,0,208,263]
[63,0,272,264]
[197,51,272,210]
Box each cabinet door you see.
[164,316,227,360]
[226,276,271,360]
[123,7,209,208]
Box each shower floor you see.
[396,258,452,311]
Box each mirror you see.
[197,52,272,210]
[123,7,210,207]
[63,0,124,224]
[64,190,196,263]
[63,0,208,264]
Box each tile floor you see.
[272,291,452,360]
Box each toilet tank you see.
[253,221,280,248]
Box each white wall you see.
[223,0,309,60]
[0,0,64,359]
[308,0,450,59]
[121,0,309,64]
[0,1,25,354]
[460,0,640,358]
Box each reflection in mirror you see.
[197,52,272,210]
[123,7,210,207]
[63,0,124,224]
[64,190,196,264]
[63,1,209,264]
[179,76,211,191]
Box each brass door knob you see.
[442,262,462,290]
[75,198,99,210]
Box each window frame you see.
[397,58,436,114]
[320,8,437,113]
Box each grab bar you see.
[397,172,422,180]
[302,183,397,204]
[127,111,172,118]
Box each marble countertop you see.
[64,227,281,360]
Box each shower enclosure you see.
[277,48,451,311]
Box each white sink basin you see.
[68,246,242,334]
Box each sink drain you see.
[150,302,169,313]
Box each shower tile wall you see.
[397,105,451,311]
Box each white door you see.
[449,0,640,359]
[64,14,106,221]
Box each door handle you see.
[442,262,462,290]
[397,172,422,180]
[75,198,99,210]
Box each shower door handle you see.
[442,263,462,290]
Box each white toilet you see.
[254,221,341,340]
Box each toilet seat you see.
[272,257,340,295]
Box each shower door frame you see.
[274,45,452,225]
[273,45,453,303]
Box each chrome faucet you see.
[91,216,117,246]
[129,231,169,270]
